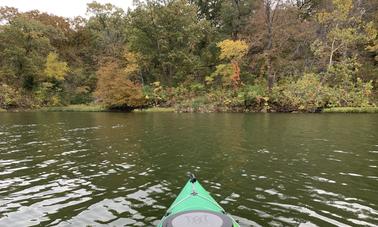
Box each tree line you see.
[0,0,377,112]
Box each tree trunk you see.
[265,0,274,91]
[328,37,336,69]
[231,60,241,88]
[266,1,273,51]
[232,0,242,40]
[267,56,274,91]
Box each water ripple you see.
[0,113,377,226]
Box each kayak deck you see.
[158,176,239,227]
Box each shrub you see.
[327,78,374,107]
[144,81,172,106]
[271,74,328,112]
[238,84,268,109]
[34,82,63,106]
[189,83,205,94]
[0,84,22,109]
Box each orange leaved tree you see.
[94,59,145,110]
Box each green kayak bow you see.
[158,174,239,227]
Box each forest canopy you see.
[0,0,377,112]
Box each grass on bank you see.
[40,105,175,112]
[323,107,378,113]
[40,104,107,112]
[3,104,377,113]
[133,107,175,112]
[43,106,377,113]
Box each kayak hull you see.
[158,179,239,227]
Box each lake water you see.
[0,112,377,226]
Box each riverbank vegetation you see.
[40,104,106,112]
[322,106,378,113]
[0,0,377,112]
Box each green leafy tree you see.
[86,1,127,60]
[189,0,224,25]
[126,0,212,85]
[0,15,52,89]
[63,16,98,104]
[219,0,257,39]
[311,0,377,69]
[365,23,378,63]
[23,10,71,52]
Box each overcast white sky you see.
[0,0,135,18]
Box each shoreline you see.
[1,105,377,113]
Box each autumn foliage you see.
[208,39,248,87]
[0,0,376,111]
[44,52,69,81]
[94,61,145,110]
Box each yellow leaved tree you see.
[44,52,69,81]
[207,39,248,87]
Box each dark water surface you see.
[0,112,377,226]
